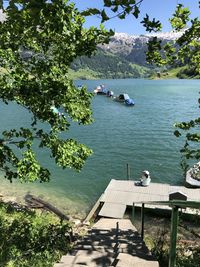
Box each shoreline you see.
[0,179,89,220]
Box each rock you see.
[2,196,16,203]
[83,220,90,226]
[72,219,82,226]
[184,250,193,257]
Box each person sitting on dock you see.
[140,170,151,186]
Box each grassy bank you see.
[151,66,200,80]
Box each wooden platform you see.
[98,179,200,219]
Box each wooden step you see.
[73,250,113,266]
[54,264,92,267]
[115,253,159,267]
[116,262,159,267]
[54,263,66,267]
[54,219,159,267]
[93,218,137,231]
[60,255,76,264]
[54,255,76,267]
[74,244,112,253]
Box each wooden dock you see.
[55,180,200,266]
[89,179,200,220]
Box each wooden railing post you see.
[169,205,179,267]
[168,191,187,267]
[114,222,119,257]
[141,203,145,240]
[132,203,135,223]
[127,163,131,180]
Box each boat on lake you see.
[185,162,200,188]
[94,85,107,95]
[106,90,114,97]
[114,93,135,106]
[94,85,114,97]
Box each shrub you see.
[0,202,72,267]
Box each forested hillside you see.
[70,48,152,79]
[70,31,199,80]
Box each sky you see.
[72,0,199,35]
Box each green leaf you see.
[132,6,140,19]
[118,13,126,20]
[81,8,101,16]
[174,130,181,137]
[170,4,191,31]
[141,14,162,32]
[104,0,112,7]
[101,9,109,22]
[111,6,118,12]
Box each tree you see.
[142,2,200,172]
[145,3,200,74]
[165,4,200,170]
[0,0,199,182]
[0,0,113,182]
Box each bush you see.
[0,202,72,267]
[151,227,200,267]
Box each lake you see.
[0,79,199,218]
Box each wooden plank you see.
[106,179,135,192]
[98,202,126,219]
[93,218,137,231]
[105,180,200,202]
[84,193,104,223]
[101,190,135,205]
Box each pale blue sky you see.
[72,0,199,35]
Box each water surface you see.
[0,79,199,218]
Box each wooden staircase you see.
[54,218,159,267]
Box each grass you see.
[68,68,100,80]
[150,66,200,80]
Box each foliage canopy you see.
[0,202,71,266]
[0,0,112,182]
[0,0,199,182]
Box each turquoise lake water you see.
[0,79,199,218]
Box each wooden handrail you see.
[132,200,200,267]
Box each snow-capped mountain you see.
[99,31,184,66]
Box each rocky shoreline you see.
[0,191,91,235]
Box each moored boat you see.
[185,162,200,188]
[114,93,135,106]
[106,90,114,97]
[94,84,107,95]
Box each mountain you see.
[71,31,184,79]
[0,10,5,21]
[70,48,152,79]
[99,31,184,66]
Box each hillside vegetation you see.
[70,49,152,79]
[150,66,200,80]
[69,30,199,80]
